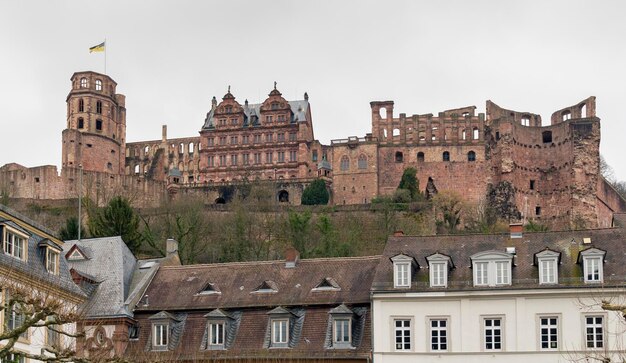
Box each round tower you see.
[62,71,126,174]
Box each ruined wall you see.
[171,180,307,205]
[331,138,378,205]
[596,178,626,228]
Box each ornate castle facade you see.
[1,71,624,228]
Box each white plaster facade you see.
[372,288,626,363]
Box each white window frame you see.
[470,251,513,287]
[426,253,452,288]
[46,248,60,275]
[333,318,352,345]
[271,319,289,346]
[579,248,605,283]
[539,259,557,284]
[3,227,28,262]
[583,315,605,349]
[537,315,560,350]
[428,317,449,352]
[393,318,412,351]
[208,321,225,347]
[153,323,169,348]
[482,316,504,351]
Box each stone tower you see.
[62,71,126,174]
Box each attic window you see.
[66,245,88,260]
[391,254,416,288]
[312,277,341,291]
[426,253,453,288]
[197,283,221,296]
[253,280,278,293]
[578,248,606,283]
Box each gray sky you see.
[1,0,625,180]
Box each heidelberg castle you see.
[1,71,624,229]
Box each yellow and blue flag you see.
[89,41,105,53]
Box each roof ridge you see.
[159,255,382,270]
[393,227,620,239]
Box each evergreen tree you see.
[58,217,86,241]
[397,167,420,200]
[301,179,330,205]
[88,196,142,253]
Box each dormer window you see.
[66,244,88,260]
[535,249,560,285]
[3,226,28,262]
[203,309,235,350]
[391,254,417,288]
[426,253,454,288]
[253,280,278,294]
[329,304,356,349]
[312,277,341,292]
[153,323,168,348]
[148,311,184,351]
[46,248,60,275]
[578,248,606,283]
[197,283,221,296]
[470,251,513,287]
[272,319,289,346]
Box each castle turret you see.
[62,71,126,174]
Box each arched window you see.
[78,99,84,112]
[395,151,403,162]
[106,162,112,170]
[80,77,88,88]
[134,165,140,174]
[417,152,425,162]
[358,155,367,169]
[443,151,450,162]
[562,111,571,121]
[468,151,476,162]
[580,104,587,118]
[179,143,184,154]
[95,79,102,91]
[96,101,102,114]
[472,127,479,140]
[521,115,530,126]
[340,156,350,171]
[188,142,194,153]
[144,145,150,155]
[143,165,149,174]
[461,129,467,140]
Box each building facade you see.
[370,217,626,363]
[0,71,624,228]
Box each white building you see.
[371,218,626,363]
[0,205,86,362]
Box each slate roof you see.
[63,236,139,318]
[0,205,85,299]
[372,226,626,292]
[135,255,380,311]
[202,100,310,130]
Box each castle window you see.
[358,155,367,169]
[107,162,112,170]
[96,101,102,114]
[271,102,279,110]
[461,129,467,140]
[443,151,450,162]
[542,131,552,143]
[395,152,403,163]
[278,151,285,163]
[278,133,285,142]
[95,79,102,91]
[312,150,318,162]
[472,127,479,140]
[393,128,400,137]
[340,156,350,171]
[96,120,102,131]
[417,152,425,162]
[78,118,84,129]
[561,111,571,121]
[134,165,140,174]
[289,132,297,141]
[290,150,297,162]
[467,151,476,162]
[265,152,273,164]
[521,115,530,126]
[266,116,273,123]
[78,99,84,112]
[530,180,535,190]
[80,77,88,88]
[580,104,587,118]
[535,206,541,216]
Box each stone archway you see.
[278,190,289,203]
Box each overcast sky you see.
[1,0,624,180]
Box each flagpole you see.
[104,38,107,75]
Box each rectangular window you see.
[540,259,557,284]
[254,153,261,165]
[530,180,535,190]
[278,151,285,163]
[430,262,446,287]
[394,263,410,288]
[242,135,249,144]
[153,324,168,347]
[254,134,261,144]
[394,319,411,351]
[230,136,238,145]
[475,262,488,286]
[243,153,249,165]
[334,319,351,344]
[208,156,214,167]
[484,318,502,350]
[266,116,273,123]
[219,155,227,166]
[278,133,285,142]
[312,150,318,162]
[584,257,602,282]
[207,138,214,146]
[271,319,289,345]
[266,152,273,164]
[231,154,237,166]
[4,230,26,261]
[266,133,273,143]
[539,316,558,349]
[96,119,102,131]
[290,151,297,162]
[47,324,60,347]
[430,319,448,351]
[1,353,25,363]
[585,316,604,348]
[495,261,510,285]
[290,132,297,142]
[209,322,225,346]
[46,249,59,275]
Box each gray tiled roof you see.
[63,236,138,318]
[201,99,310,130]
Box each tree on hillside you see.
[301,179,329,205]
[433,191,464,234]
[59,217,86,241]
[88,196,142,253]
[397,167,421,201]
[287,211,312,257]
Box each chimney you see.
[509,223,523,239]
[162,125,167,142]
[285,247,300,268]
[166,238,179,257]
[393,230,405,237]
